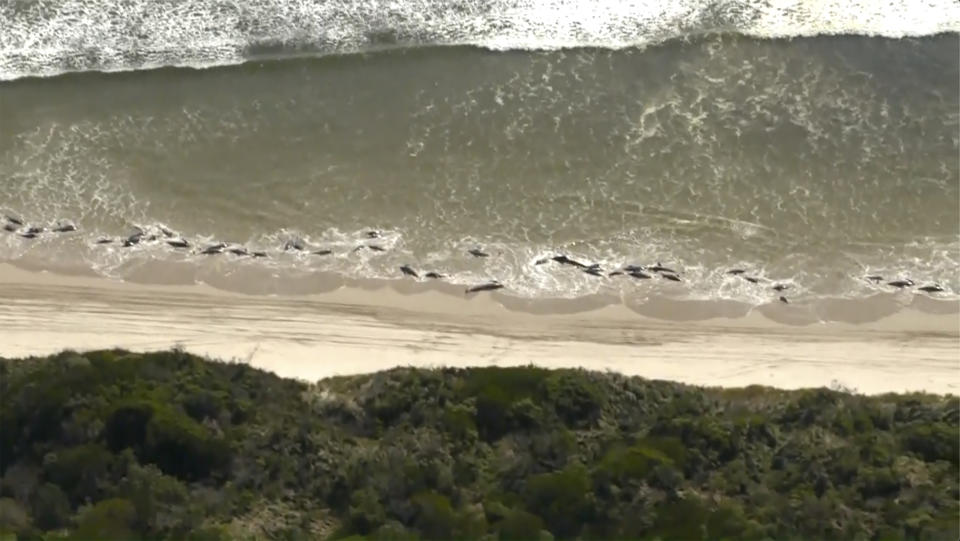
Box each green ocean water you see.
[0,0,957,311]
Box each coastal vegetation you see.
[0,350,957,540]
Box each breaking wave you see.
[2,0,959,81]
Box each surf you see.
[2,0,959,81]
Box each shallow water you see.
[1,0,958,320]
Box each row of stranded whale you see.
[3,213,948,300]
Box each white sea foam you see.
[1,0,958,81]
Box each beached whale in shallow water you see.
[887,279,914,288]
[400,265,418,278]
[122,231,144,247]
[662,273,682,282]
[648,262,678,274]
[551,255,588,268]
[52,222,77,233]
[201,243,226,255]
[166,239,190,249]
[466,281,503,294]
[468,248,489,258]
[352,244,385,253]
[772,284,789,291]
[284,238,305,251]
[425,272,445,279]
[917,284,944,293]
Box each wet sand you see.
[0,263,957,395]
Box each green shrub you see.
[654,417,736,466]
[596,443,671,480]
[104,401,155,452]
[31,483,70,530]
[412,491,457,540]
[348,488,387,534]
[543,372,604,427]
[0,497,31,535]
[706,502,763,540]
[142,408,231,481]
[117,463,191,536]
[42,444,114,504]
[461,366,549,403]
[441,405,477,439]
[900,423,959,466]
[648,496,710,540]
[509,398,544,430]
[525,465,594,539]
[857,466,900,499]
[70,498,137,541]
[594,436,686,490]
[2,350,958,541]
[372,520,421,540]
[474,388,514,441]
[182,389,225,422]
[496,510,545,541]
[465,366,553,440]
[186,524,233,541]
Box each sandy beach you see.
[0,263,956,395]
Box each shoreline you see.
[0,263,957,395]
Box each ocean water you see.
[1,0,958,320]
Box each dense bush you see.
[0,350,957,540]
[525,465,595,538]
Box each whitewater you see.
[2,0,959,81]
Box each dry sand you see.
[0,263,957,395]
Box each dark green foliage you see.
[901,422,959,466]
[440,404,477,440]
[142,407,231,481]
[463,366,549,440]
[117,464,193,536]
[105,401,154,452]
[496,509,545,541]
[70,498,137,540]
[185,524,233,540]
[42,443,115,504]
[543,372,604,427]
[594,437,684,486]
[31,482,71,530]
[649,496,710,540]
[525,464,595,538]
[348,487,387,534]
[0,350,957,540]
[411,491,457,540]
[0,497,31,534]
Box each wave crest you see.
[2,0,959,80]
